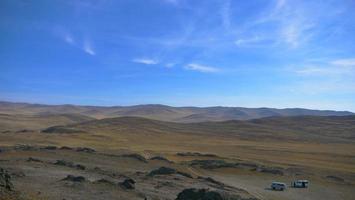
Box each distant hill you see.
[0,113,94,132]
[43,115,355,143]
[0,101,353,122]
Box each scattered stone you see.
[76,147,96,153]
[176,188,223,200]
[119,178,135,189]
[0,168,14,191]
[62,175,86,182]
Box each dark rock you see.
[15,129,33,133]
[149,156,173,163]
[76,147,96,153]
[75,164,86,170]
[62,175,86,182]
[148,167,192,178]
[120,178,135,189]
[54,160,74,167]
[94,179,115,185]
[148,167,177,176]
[257,167,284,175]
[60,146,73,150]
[177,152,218,157]
[41,146,57,150]
[198,177,227,189]
[176,188,223,200]
[121,153,147,163]
[189,160,238,169]
[27,157,43,162]
[326,175,345,182]
[0,168,14,191]
[14,145,37,151]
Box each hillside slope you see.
[43,115,355,142]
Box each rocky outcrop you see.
[0,168,14,191]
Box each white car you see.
[271,182,287,191]
[292,180,309,188]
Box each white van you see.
[292,180,309,188]
[271,182,287,191]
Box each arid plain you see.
[0,102,354,200]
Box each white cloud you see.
[83,40,95,55]
[132,58,159,65]
[331,58,355,67]
[185,63,219,73]
[235,36,262,46]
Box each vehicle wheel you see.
[272,187,275,190]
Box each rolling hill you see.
[0,101,353,122]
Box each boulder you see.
[120,178,135,189]
[62,175,86,182]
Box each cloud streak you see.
[132,58,159,65]
[185,63,219,73]
[83,40,95,55]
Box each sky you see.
[1,0,355,111]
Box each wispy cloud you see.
[64,33,74,45]
[165,63,176,68]
[235,36,263,47]
[83,40,95,55]
[295,58,355,76]
[185,63,219,73]
[132,58,159,65]
[221,0,231,30]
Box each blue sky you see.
[1,0,355,111]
